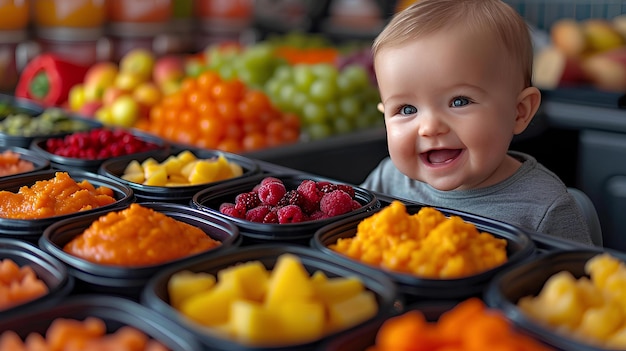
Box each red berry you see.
[258,181,286,206]
[245,205,271,223]
[278,205,305,223]
[320,190,353,217]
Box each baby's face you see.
[375,25,526,191]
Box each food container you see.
[39,202,240,298]
[30,128,169,173]
[312,204,536,302]
[99,148,261,204]
[0,238,73,320]
[191,173,380,245]
[0,106,102,148]
[0,294,203,351]
[0,169,134,243]
[484,248,624,351]
[140,244,399,351]
[0,93,44,118]
[0,145,50,177]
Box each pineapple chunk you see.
[265,254,314,308]
[218,261,269,302]
[327,290,378,332]
[144,166,168,186]
[180,277,244,326]
[121,172,145,184]
[275,300,325,344]
[167,270,216,309]
[312,276,365,304]
[181,160,198,179]
[141,157,158,169]
[212,155,236,182]
[177,150,197,164]
[229,162,244,177]
[230,300,281,345]
[124,160,144,174]
[163,155,185,176]
[188,160,219,184]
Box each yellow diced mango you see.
[229,300,282,345]
[124,160,144,174]
[275,300,325,344]
[218,261,269,303]
[265,254,314,308]
[121,172,145,184]
[188,160,219,184]
[141,157,158,169]
[163,155,185,176]
[177,150,197,164]
[180,277,244,326]
[167,270,216,309]
[327,290,378,332]
[181,160,198,179]
[144,167,168,186]
[312,276,365,304]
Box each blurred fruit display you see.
[534,15,626,92]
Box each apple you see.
[550,18,587,57]
[115,71,145,92]
[133,81,162,108]
[533,46,587,89]
[582,47,626,92]
[110,95,140,127]
[102,86,127,106]
[582,19,624,54]
[120,48,155,81]
[68,84,86,111]
[153,55,185,88]
[95,106,114,125]
[77,100,103,118]
[83,62,119,101]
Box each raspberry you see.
[277,190,318,215]
[308,210,328,221]
[261,177,283,186]
[263,209,279,224]
[234,191,261,212]
[320,190,354,217]
[277,204,305,223]
[352,199,362,210]
[336,184,356,198]
[258,181,287,206]
[219,203,244,219]
[245,205,271,223]
[317,181,338,194]
[297,180,323,204]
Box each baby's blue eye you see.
[451,97,470,107]
[400,105,417,115]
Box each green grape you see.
[293,65,316,92]
[302,102,328,126]
[309,80,338,103]
[311,63,339,82]
[342,65,370,90]
[339,97,361,119]
[333,117,354,134]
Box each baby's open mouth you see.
[425,149,462,164]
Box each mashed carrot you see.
[63,203,221,266]
[330,201,507,278]
[0,317,170,351]
[0,258,48,311]
[0,150,35,177]
[0,172,116,219]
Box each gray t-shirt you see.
[361,151,592,245]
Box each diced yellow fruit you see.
[229,162,243,177]
[275,300,325,344]
[180,277,244,326]
[312,276,365,304]
[188,160,219,184]
[229,300,281,345]
[177,150,197,164]
[143,163,164,179]
[144,167,168,186]
[141,157,158,169]
[121,172,145,184]
[265,254,314,308]
[311,270,328,285]
[163,155,185,175]
[168,174,189,185]
[124,160,144,175]
[181,160,198,179]
[327,290,378,332]
[212,155,236,182]
[167,270,217,309]
[218,261,269,302]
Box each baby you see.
[361,0,593,245]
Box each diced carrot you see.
[24,333,50,351]
[0,331,27,351]
[111,326,149,351]
[0,259,21,285]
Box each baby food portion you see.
[0,172,116,219]
[168,253,378,346]
[121,150,243,186]
[219,177,362,224]
[518,253,626,349]
[63,203,221,266]
[0,258,49,311]
[330,201,508,279]
[0,150,35,177]
[0,317,170,351]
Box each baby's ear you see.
[513,86,541,135]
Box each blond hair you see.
[373,0,534,88]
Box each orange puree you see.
[0,172,116,219]
[63,203,221,266]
